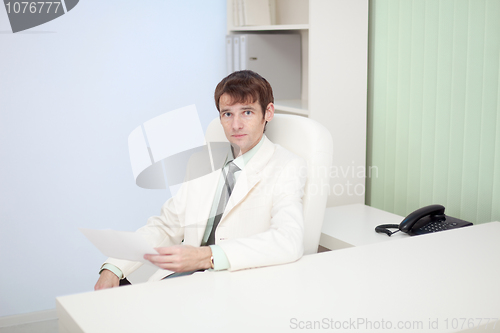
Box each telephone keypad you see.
[420,220,451,233]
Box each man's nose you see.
[232,115,243,130]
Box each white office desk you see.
[320,204,409,249]
[57,222,500,333]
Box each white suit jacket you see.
[105,136,306,281]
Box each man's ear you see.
[264,103,275,122]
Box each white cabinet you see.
[227,0,368,206]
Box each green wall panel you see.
[366,0,500,223]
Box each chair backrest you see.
[206,114,333,255]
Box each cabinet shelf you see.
[230,24,309,32]
[226,0,369,206]
[274,99,308,116]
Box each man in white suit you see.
[95,70,306,289]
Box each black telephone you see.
[375,204,473,236]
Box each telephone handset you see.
[375,204,473,236]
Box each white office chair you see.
[206,113,333,255]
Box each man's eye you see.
[223,112,231,117]
[244,111,252,115]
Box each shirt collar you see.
[227,134,266,170]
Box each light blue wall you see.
[0,0,226,317]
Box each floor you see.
[317,245,331,253]
[0,320,58,333]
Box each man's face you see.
[219,93,274,157]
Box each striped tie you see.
[205,161,240,245]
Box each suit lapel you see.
[221,136,275,221]
[183,166,221,245]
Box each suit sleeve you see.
[217,156,306,271]
[103,189,187,278]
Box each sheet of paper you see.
[80,228,158,265]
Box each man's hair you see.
[214,70,274,118]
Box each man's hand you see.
[94,269,120,290]
[144,245,212,272]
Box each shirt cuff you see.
[209,245,230,271]
[100,263,124,279]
